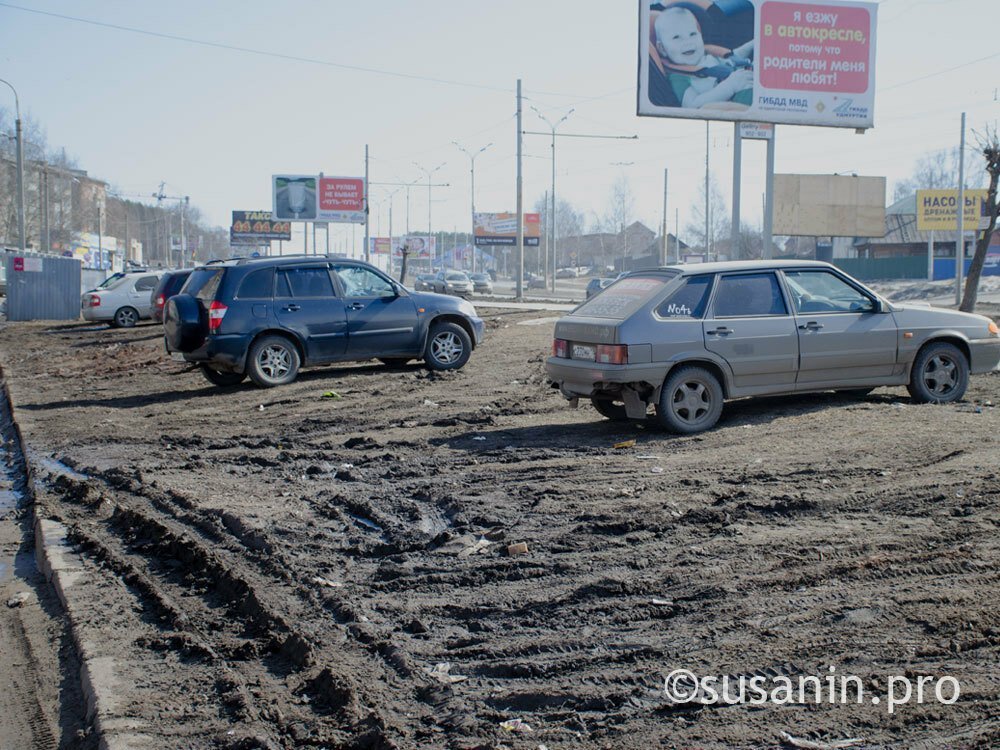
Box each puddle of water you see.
[417,513,450,537]
[28,452,89,482]
[347,513,384,534]
[0,489,20,514]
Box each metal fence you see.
[4,252,82,321]
[832,257,929,281]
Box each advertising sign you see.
[773,173,885,236]
[638,0,878,129]
[916,189,990,232]
[318,176,366,224]
[473,213,541,246]
[272,175,317,220]
[399,236,435,259]
[369,237,398,255]
[231,211,292,244]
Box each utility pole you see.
[364,144,370,262]
[180,196,188,267]
[516,79,524,300]
[0,79,26,252]
[530,105,573,291]
[413,162,445,269]
[763,129,776,259]
[453,140,493,274]
[661,168,668,266]
[956,112,966,305]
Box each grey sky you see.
[1,0,997,251]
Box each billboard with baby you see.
[637,0,878,128]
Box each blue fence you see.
[933,256,1000,281]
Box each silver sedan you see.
[545,260,1000,433]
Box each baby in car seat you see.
[654,5,754,109]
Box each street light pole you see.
[531,106,573,292]
[0,78,26,252]
[414,162,445,268]
[453,141,493,273]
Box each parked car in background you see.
[82,270,166,327]
[430,270,473,297]
[163,256,485,388]
[413,274,436,292]
[150,269,192,323]
[468,272,493,295]
[556,268,577,279]
[586,272,626,299]
[547,260,1000,434]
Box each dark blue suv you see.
[163,256,485,387]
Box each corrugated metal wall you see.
[4,253,82,321]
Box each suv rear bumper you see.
[166,334,250,372]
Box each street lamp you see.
[413,161,445,268]
[530,106,573,291]
[453,141,493,272]
[0,78,26,252]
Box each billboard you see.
[915,189,990,232]
[399,236,435,259]
[638,0,878,129]
[772,174,885,236]
[318,176,366,223]
[473,213,541,246]
[272,175,317,220]
[231,211,292,244]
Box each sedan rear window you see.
[713,273,787,317]
[573,273,676,319]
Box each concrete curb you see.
[1,374,154,750]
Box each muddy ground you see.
[0,309,998,749]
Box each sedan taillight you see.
[596,344,627,365]
[553,338,568,358]
[88,294,101,307]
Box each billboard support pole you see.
[732,123,742,260]
[364,145,370,262]
[763,128,776,259]
[705,123,710,260]
[516,79,524,301]
[956,113,966,305]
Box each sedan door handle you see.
[798,321,824,330]
[348,302,366,311]
[282,304,301,312]
[707,327,733,335]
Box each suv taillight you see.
[207,300,228,332]
[155,294,165,308]
[88,294,101,307]
[596,344,627,365]
[553,338,568,358]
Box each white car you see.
[81,270,166,327]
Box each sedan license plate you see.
[572,344,596,361]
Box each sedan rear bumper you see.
[970,337,1000,374]
[545,356,667,398]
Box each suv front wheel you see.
[247,335,301,387]
[424,322,472,371]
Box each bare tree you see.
[959,126,1000,312]
[893,146,986,202]
[685,174,729,253]
[604,175,635,233]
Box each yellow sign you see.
[916,189,988,231]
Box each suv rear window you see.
[573,273,676,319]
[185,268,224,302]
